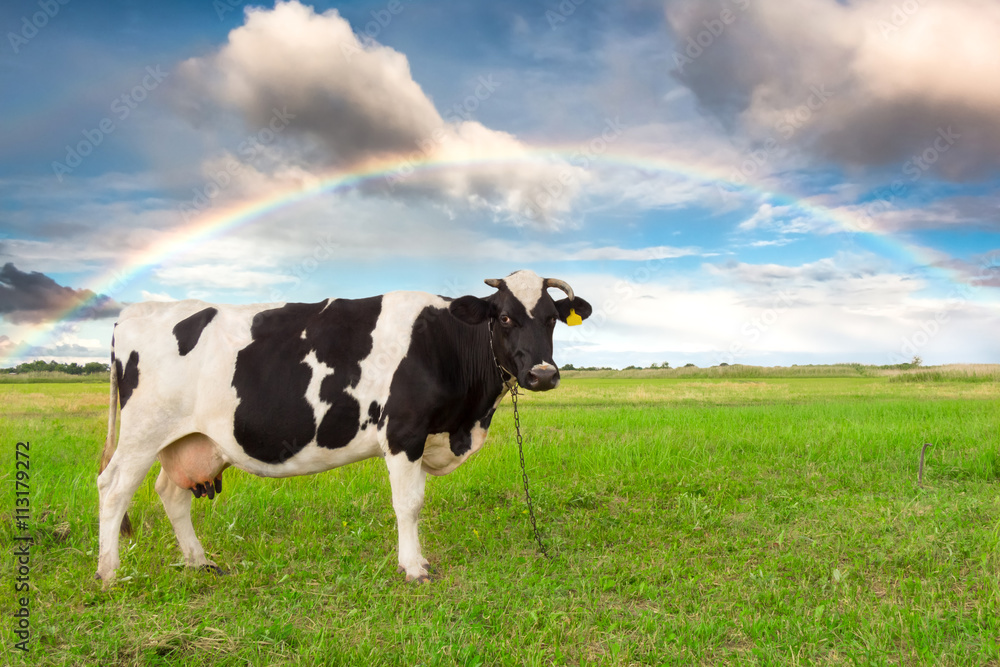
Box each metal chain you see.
[510,378,549,558]
[488,318,548,558]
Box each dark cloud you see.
[665,0,1000,180]
[0,263,123,324]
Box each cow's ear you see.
[449,296,493,325]
[554,297,593,323]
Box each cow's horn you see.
[484,278,503,288]
[544,278,575,301]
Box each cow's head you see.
[449,270,592,391]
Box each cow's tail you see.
[99,349,133,536]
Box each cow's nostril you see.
[526,366,557,390]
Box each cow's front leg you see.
[385,451,430,582]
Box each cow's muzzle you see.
[525,363,559,391]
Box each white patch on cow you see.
[350,291,449,448]
[503,269,545,318]
[302,350,335,434]
[421,427,490,477]
[385,451,429,580]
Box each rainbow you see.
[0,147,969,366]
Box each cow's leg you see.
[385,452,430,582]
[154,468,220,572]
[96,447,157,584]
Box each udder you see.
[159,433,229,499]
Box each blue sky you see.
[1,0,998,368]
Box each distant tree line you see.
[3,360,110,375]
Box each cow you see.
[96,270,591,584]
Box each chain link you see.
[489,317,548,558]
[510,382,549,558]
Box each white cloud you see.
[153,265,298,291]
[567,245,700,261]
[176,0,585,222]
[549,253,1000,368]
[140,290,177,302]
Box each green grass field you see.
[2,376,999,665]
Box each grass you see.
[1,376,998,665]
[0,371,109,384]
[563,363,1000,381]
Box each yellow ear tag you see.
[566,309,583,326]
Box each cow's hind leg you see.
[96,448,158,584]
[155,468,221,573]
[385,452,430,582]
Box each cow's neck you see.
[454,320,509,408]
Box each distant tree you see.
[649,362,659,369]
[684,363,696,368]
[7,360,110,375]
[719,362,729,367]
[911,356,923,367]
[562,363,576,371]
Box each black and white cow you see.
[96,270,591,583]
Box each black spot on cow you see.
[449,430,472,457]
[231,298,383,462]
[366,401,382,427]
[309,297,382,450]
[384,304,505,462]
[172,307,218,356]
[116,350,140,409]
[231,302,325,463]
[316,396,361,449]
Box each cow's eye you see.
[499,314,512,326]
[547,316,557,327]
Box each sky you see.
[1,0,998,370]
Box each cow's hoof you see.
[201,564,226,576]
[398,565,432,583]
[94,572,102,581]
